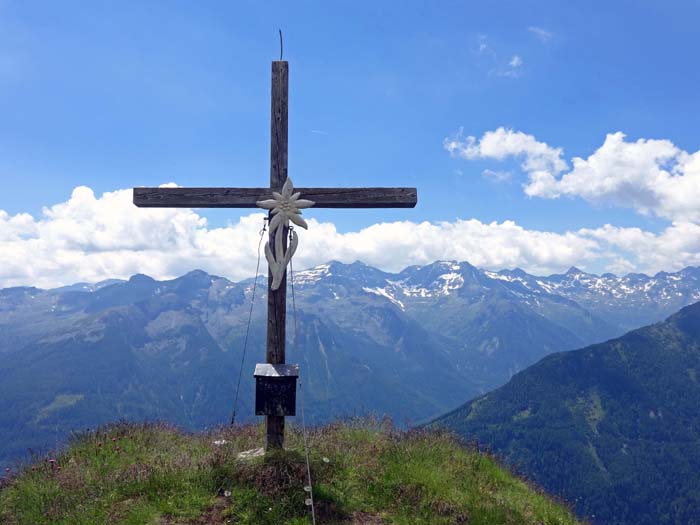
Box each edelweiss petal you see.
[289,214,309,229]
[256,199,278,210]
[281,178,294,198]
[294,199,315,209]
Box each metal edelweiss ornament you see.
[256,178,315,290]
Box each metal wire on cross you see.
[230,219,267,427]
[289,229,317,525]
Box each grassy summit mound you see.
[0,420,579,524]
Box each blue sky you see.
[1,1,699,286]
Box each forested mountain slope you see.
[435,301,700,525]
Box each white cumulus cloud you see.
[444,127,567,175]
[1,186,700,288]
[445,128,700,222]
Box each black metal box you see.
[254,363,299,416]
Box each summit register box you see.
[254,363,299,416]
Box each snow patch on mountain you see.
[393,283,433,298]
[437,272,465,294]
[294,264,332,285]
[362,286,405,310]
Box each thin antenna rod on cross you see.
[279,29,283,61]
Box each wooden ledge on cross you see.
[133,186,417,209]
[132,59,417,452]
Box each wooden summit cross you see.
[133,60,417,450]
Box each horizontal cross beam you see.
[133,187,417,209]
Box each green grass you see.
[0,419,581,524]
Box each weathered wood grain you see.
[266,60,288,450]
[133,187,418,208]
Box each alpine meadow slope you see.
[434,301,700,525]
[0,420,581,525]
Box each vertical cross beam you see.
[266,61,288,449]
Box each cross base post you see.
[266,417,285,450]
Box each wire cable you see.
[230,219,267,426]
[289,240,316,525]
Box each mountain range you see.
[434,301,700,525]
[1,260,699,468]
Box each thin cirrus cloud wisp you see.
[528,26,553,43]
